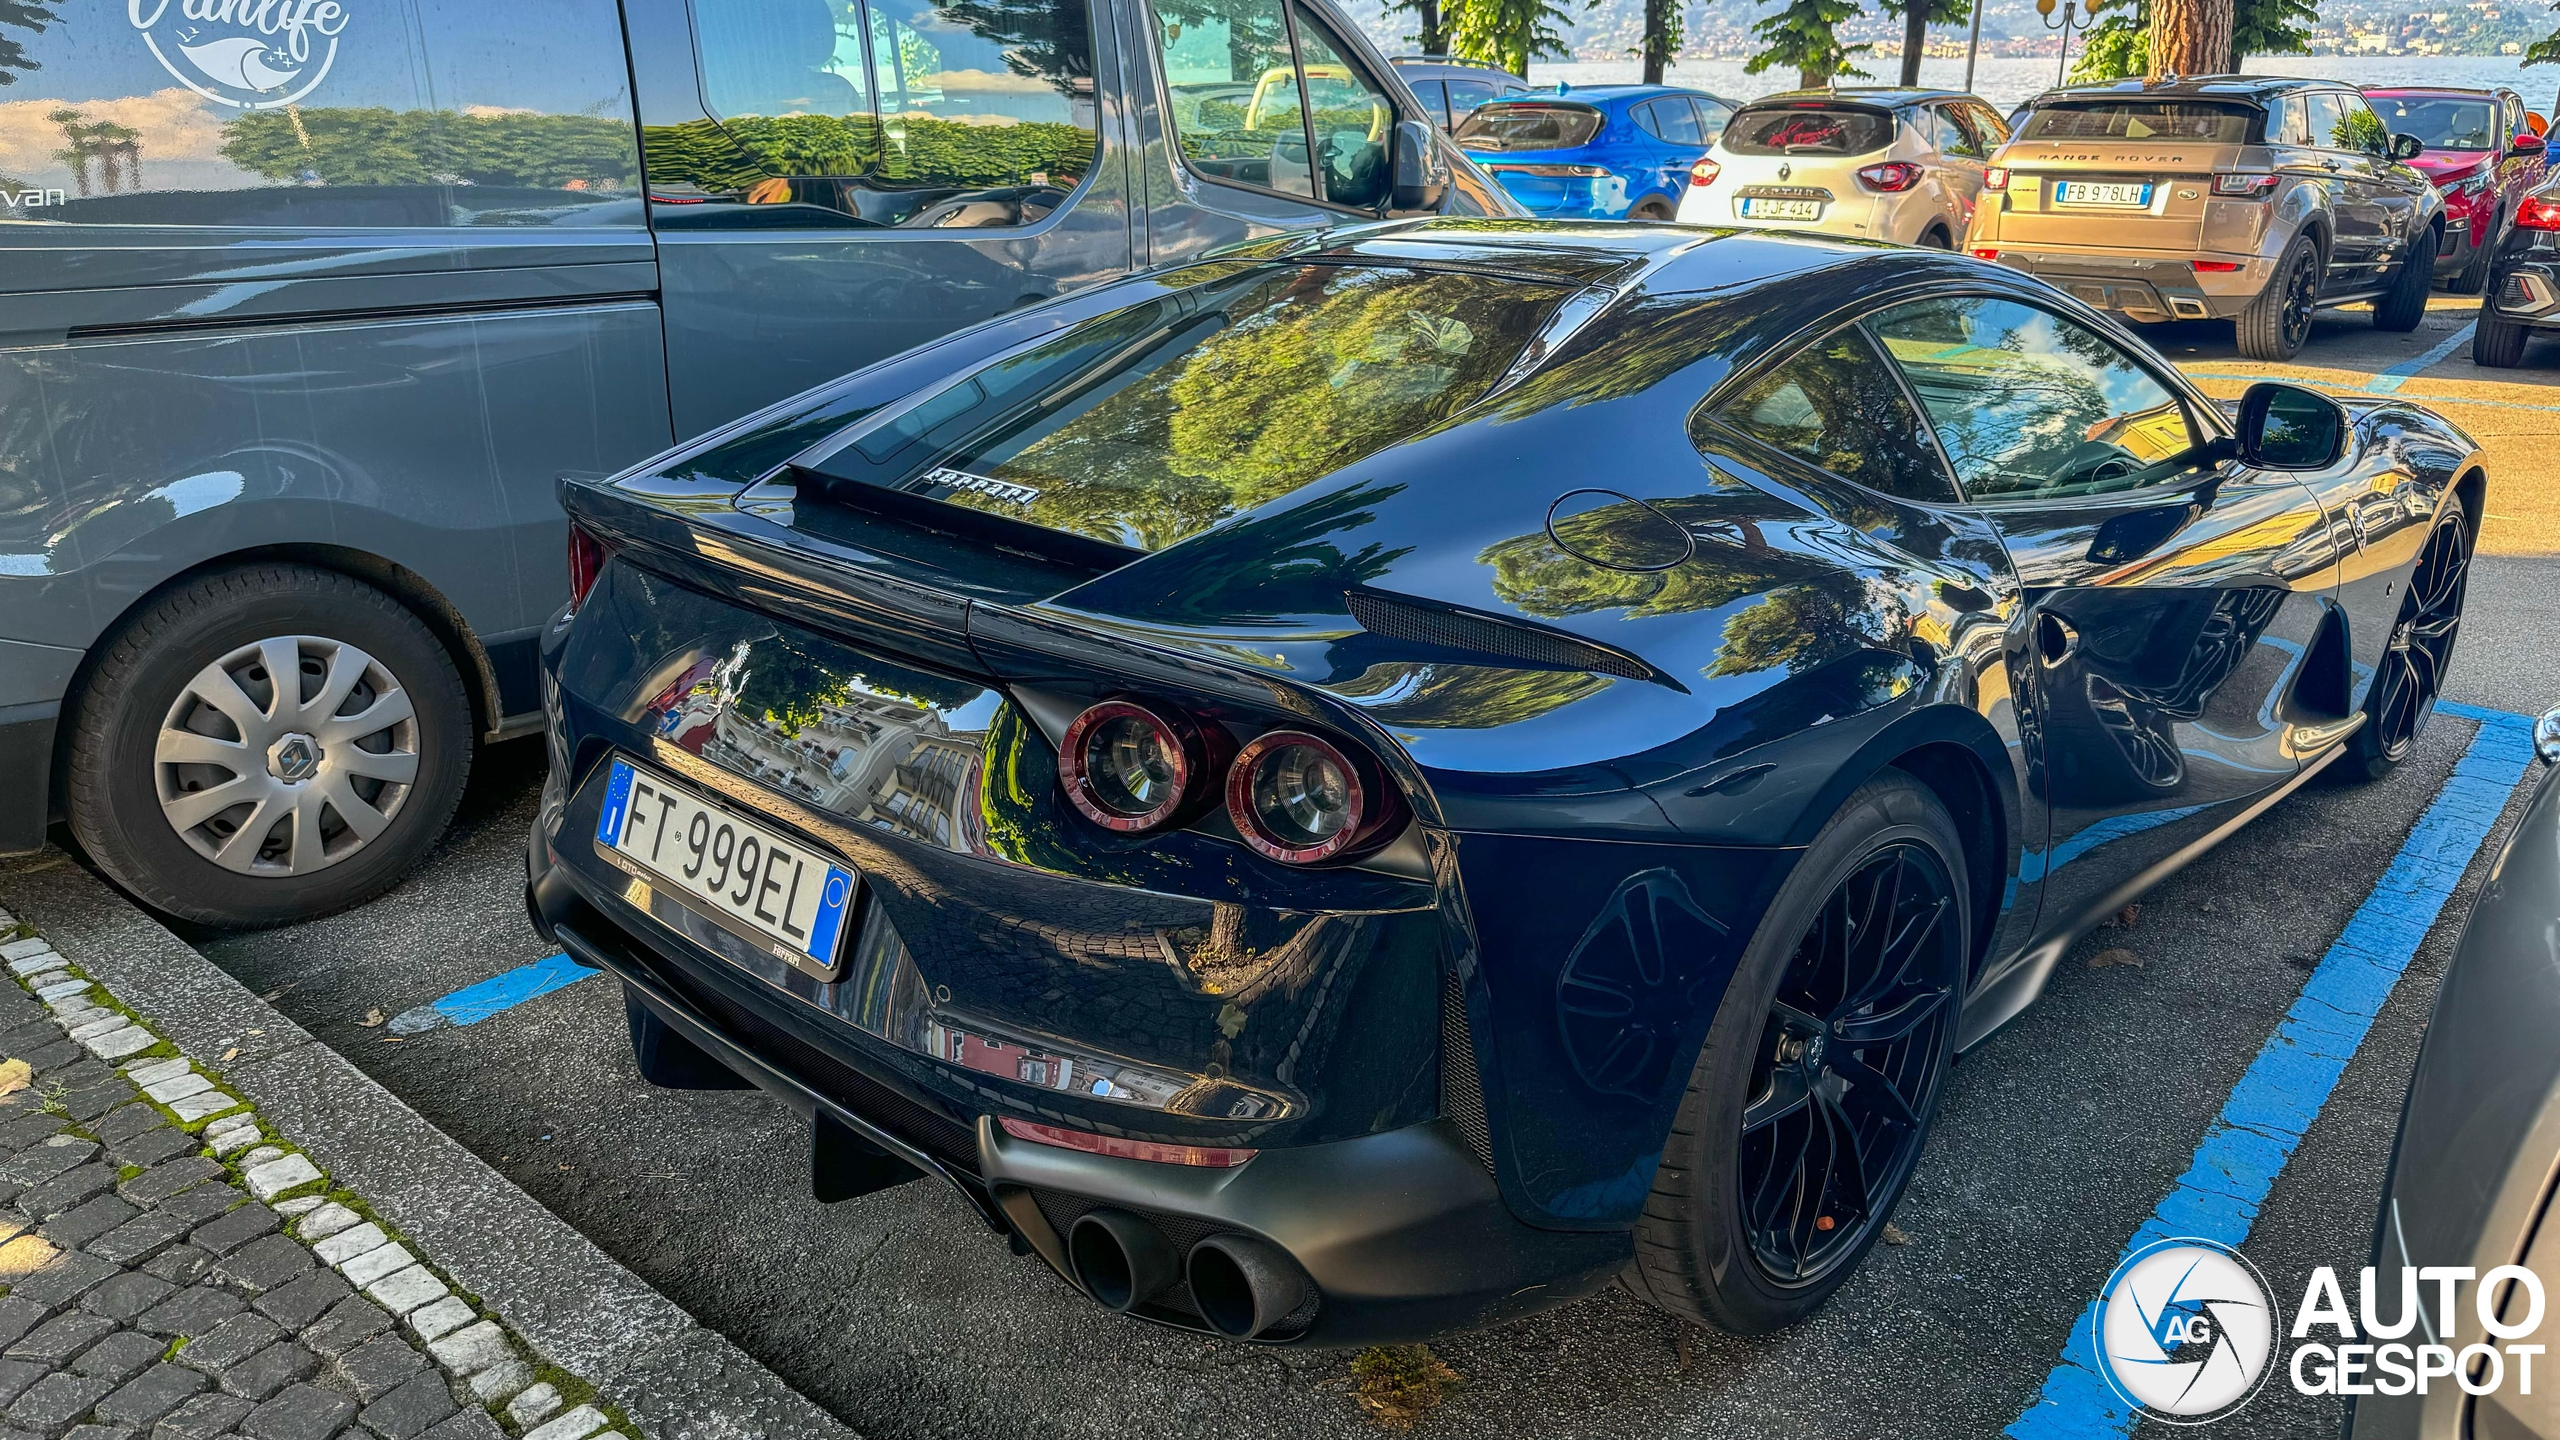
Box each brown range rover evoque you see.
[1966,76,2445,360]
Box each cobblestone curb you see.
[0,854,857,1440]
[0,905,643,1440]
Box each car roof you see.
[2366,85,2511,98]
[1742,86,1966,109]
[2030,75,2332,105]
[1388,55,1526,82]
[1507,83,1723,107]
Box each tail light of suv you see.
[2517,195,2560,230]
[1857,161,1922,192]
[2212,172,2279,198]
[1983,166,2009,191]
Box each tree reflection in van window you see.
[661,0,1098,228]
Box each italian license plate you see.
[2058,181,2152,208]
[593,757,857,972]
[1741,196,1822,220]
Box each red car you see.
[2367,86,2549,292]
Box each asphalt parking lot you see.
[107,292,2560,1438]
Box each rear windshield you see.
[2369,95,2497,150]
[1722,106,1896,156]
[807,262,1568,552]
[1454,103,1604,151]
[2017,102,2258,144]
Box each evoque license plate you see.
[594,756,857,972]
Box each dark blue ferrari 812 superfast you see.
[527,221,2482,1344]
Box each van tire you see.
[66,564,472,929]
[2236,232,2322,361]
[2473,307,2530,367]
[2374,225,2438,332]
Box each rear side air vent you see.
[1440,970,1495,1174]
[1345,591,1657,683]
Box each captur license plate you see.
[1740,197,1823,220]
[594,757,856,971]
[2058,181,2152,207]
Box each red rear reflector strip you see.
[1971,248,2001,259]
[2193,261,2244,272]
[998,1117,1258,1168]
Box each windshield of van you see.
[1455,103,1604,150]
[2017,102,2258,143]
[2368,95,2498,150]
[1720,105,1897,156]
[805,262,1569,552]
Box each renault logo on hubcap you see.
[267,733,323,783]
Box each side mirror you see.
[1390,118,1450,212]
[2516,131,2547,155]
[2238,381,2347,470]
[2389,131,2426,161]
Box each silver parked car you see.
[2355,709,2560,1438]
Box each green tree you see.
[1746,0,1868,89]
[2070,0,2147,81]
[1445,0,1590,80]
[1636,0,1682,85]
[1383,0,1448,54]
[2227,0,2315,70]
[1886,0,1968,87]
[0,0,55,87]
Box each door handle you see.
[2036,612,2080,668]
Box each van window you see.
[1721,105,1895,157]
[663,0,1098,227]
[1151,0,1390,208]
[0,0,641,227]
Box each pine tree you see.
[2148,0,2230,77]
[1445,0,1589,80]
[1746,0,1868,89]
[1885,0,1970,87]
[1635,0,1682,84]
[0,0,59,87]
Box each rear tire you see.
[2237,233,2321,361]
[2473,306,2530,367]
[1623,773,1967,1333]
[2374,225,2439,332]
[65,564,472,928]
[1917,224,1953,249]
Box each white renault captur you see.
[1677,88,2012,247]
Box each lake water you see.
[1531,54,2559,114]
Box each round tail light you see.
[1060,701,1206,833]
[1226,730,1387,865]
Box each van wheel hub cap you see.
[154,636,421,877]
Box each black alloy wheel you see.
[1623,774,1968,1334]
[1737,842,1963,1285]
[2237,235,2322,361]
[2370,510,2470,762]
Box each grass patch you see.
[115,1165,143,1184]
[1350,1345,1461,1431]
[162,1335,188,1362]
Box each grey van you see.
[0,0,1508,926]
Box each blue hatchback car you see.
[1455,85,1737,219]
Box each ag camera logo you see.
[2093,1238,2281,1425]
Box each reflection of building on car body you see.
[1678,88,2011,249]
[1966,76,2446,362]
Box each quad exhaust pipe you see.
[1064,1212,1309,1338]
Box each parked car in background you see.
[0,0,1505,928]
[2365,86,2547,292]
[1455,85,1736,219]
[1679,88,2010,248]
[1390,55,1530,131]
[2468,176,2560,366]
[1968,77,2445,362]
[532,220,2484,1346]
[2352,710,2560,1440]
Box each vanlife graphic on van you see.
[127,0,350,110]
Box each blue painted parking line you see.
[385,952,602,1035]
[2364,323,2478,393]
[2007,706,2536,1439]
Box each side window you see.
[1962,102,2009,150]
[1289,13,1391,209]
[1696,100,1733,146]
[2506,94,2529,146]
[2266,95,2309,146]
[1445,78,1498,122]
[2340,94,2391,154]
[0,0,640,228]
[1930,105,1981,159]
[668,0,1096,228]
[1410,79,1452,129]
[1714,327,1962,505]
[1650,99,1702,146]
[1868,296,2203,502]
